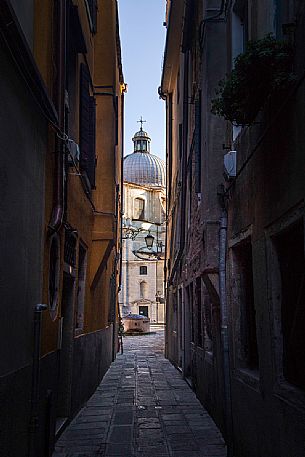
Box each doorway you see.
[139,305,149,317]
[183,284,192,379]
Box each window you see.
[233,239,259,370]
[134,198,145,220]
[161,197,166,210]
[232,0,248,140]
[274,0,295,39]
[140,266,147,275]
[134,140,149,152]
[75,243,87,330]
[233,0,249,46]
[274,220,305,390]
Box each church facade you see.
[119,125,166,323]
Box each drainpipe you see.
[119,92,125,294]
[199,0,227,49]
[48,0,67,234]
[218,186,234,457]
[164,92,171,357]
[28,304,48,457]
[112,184,120,361]
[117,91,125,347]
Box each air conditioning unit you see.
[224,150,237,180]
[67,139,80,164]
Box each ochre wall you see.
[31,0,124,356]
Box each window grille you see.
[64,231,77,267]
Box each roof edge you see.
[160,0,184,94]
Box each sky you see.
[118,0,166,160]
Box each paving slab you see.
[53,326,226,457]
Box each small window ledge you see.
[274,379,305,411]
[234,367,260,392]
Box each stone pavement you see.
[53,326,227,457]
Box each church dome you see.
[124,152,166,187]
[124,124,165,187]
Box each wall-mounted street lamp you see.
[145,232,154,249]
[122,219,165,261]
[133,227,164,261]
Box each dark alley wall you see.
[0,40,47,456]
[161,1,305,456]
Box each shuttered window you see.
[86,0,97,33]
[194,95,201,194]
[79,63,96,189]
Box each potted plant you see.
[211,34,295,126]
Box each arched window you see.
[140,281,147,299]
[134,197,145,220]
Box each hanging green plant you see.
[211,34,295,126]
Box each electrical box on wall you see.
[224,150,237,180]
[67,139,80,164]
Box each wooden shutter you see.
[194,95,201,194]
[79,63,96,189]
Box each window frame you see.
[266,205,305,407]
[228,226,260,389]
[140,266,147,275]
[133,197,145,221]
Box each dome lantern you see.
[132,117,151,153]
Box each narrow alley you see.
[2,1,305,456]
[53,327,226,457]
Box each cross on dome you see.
[137,116,146,131]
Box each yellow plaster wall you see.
[38,0,123,356]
